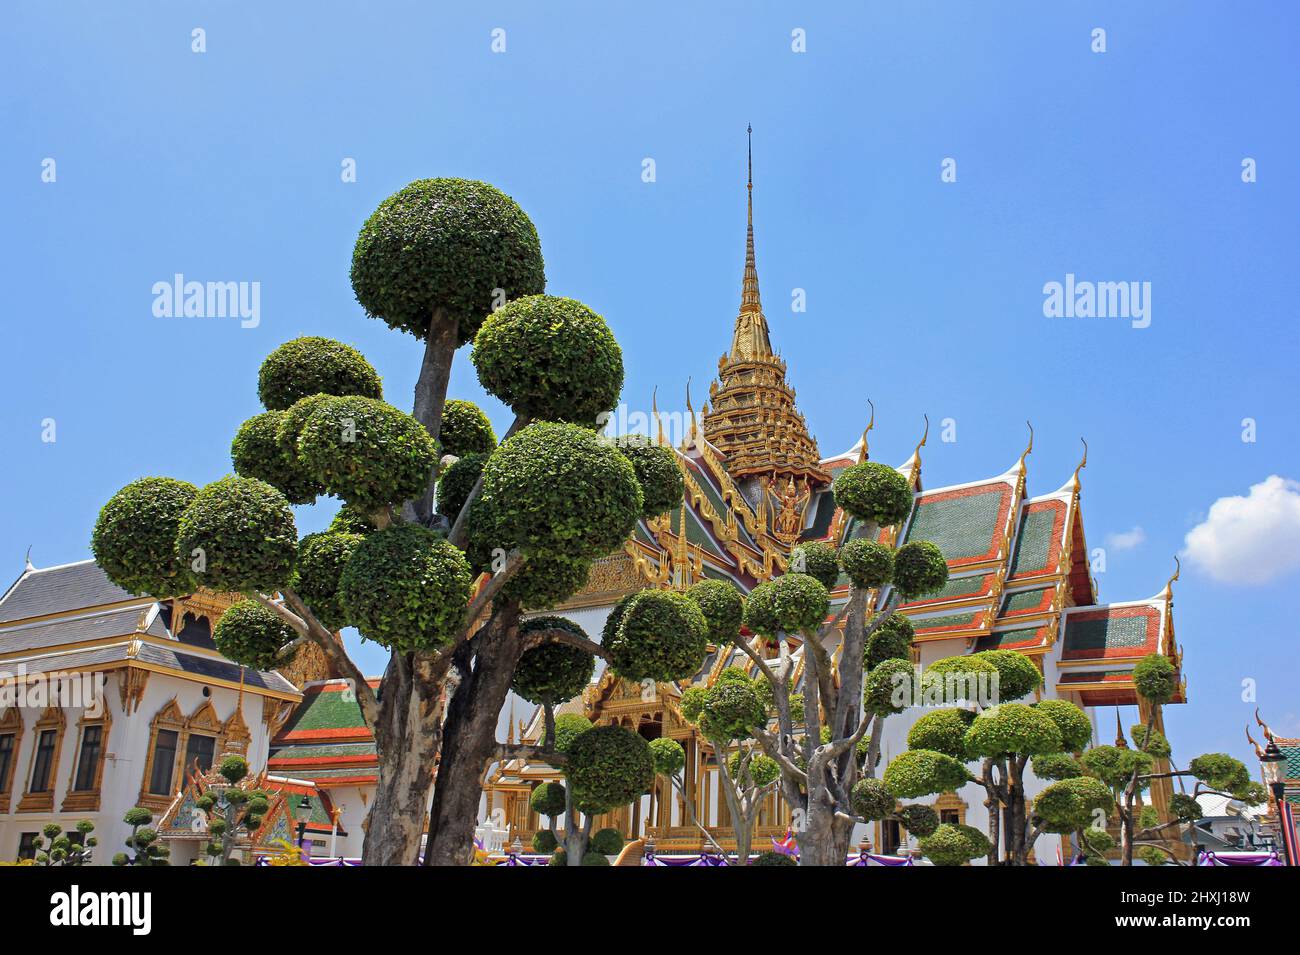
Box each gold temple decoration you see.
[701,126,828,486]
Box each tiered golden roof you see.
[702,127,828,487]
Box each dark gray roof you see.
[134,643,297,694]
[0,560,137,623]
[0,606,167,654]
[4,644,135,676]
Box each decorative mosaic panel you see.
[999,586,1053,616]
[1009,500,1066,578]
[904,484,1011,565]
[1062,606,1160,660]
[912,611,979,632]
[975,626,1047,651]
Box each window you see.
[29,730,57,793]
[72,725,103,792]
[0,734,13,794]
[183,734,216,776]
[17,833,38,861]
[940,808,961,826]
[148,729,179,795]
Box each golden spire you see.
[730,124,772,361]
[1114,709,1128,749]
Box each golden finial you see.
[507,697,515,745]
[915,413,930,456]
[1018,420,1034,470]
[1162,555,1181,600]
[1071,438,1088,489]
[1255,708,1276,744]
[1246,725,1266,759]
[685,377,697,446]
[1114,709,1128,749]
[652,386,665,446]
[858,399,875,463]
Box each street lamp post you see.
[294,795,314,859]
[1259,739,1289,866]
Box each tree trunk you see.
[795,800,840,866]
[405,310,458,526]
[361,654,445,865]
[422,604,524,865]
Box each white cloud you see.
[1105,526,1146,552]
[1182,476,1300,585]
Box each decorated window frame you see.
[0,707,24,813]
[62,705,114,813]
[17,706,66,813]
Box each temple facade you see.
[483,140,1189,862]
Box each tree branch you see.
[447,414,530,547]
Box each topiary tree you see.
[722,460,951,866]
[112,808,169,866]
[1072,654,1265,865]
[27,821,96,866]
[882,647,1095,865]
[94,178,704,867]
[193,755,271,866]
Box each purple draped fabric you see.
[1195,850,1284,866]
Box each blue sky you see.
[3,2,1298,768]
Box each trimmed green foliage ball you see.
[292,532,364,631]
[477,422,642,560]
[884,750,970,798]
[1131,723,1172,759]
[742,580,780,638]
[1169,792,1202,823]
[500,553,591,610]
[589,828,625,855]
[92,477,198,597]
[581,851,610,866]
[212,599,295,671]
[770,573,830,633]
[232,410,325,504]
[513,617,595,704]
[219,755,249,785]
[714,665,751,686]
[790,541,840,589]
[892,541,949,600]
[686,579,744,646]
[1133,653,1178,704]
[1080,745,1154,789]
[351,178,545,344]
[971,649,1041,702]
[276,394,333,475]
[865,658,916,715]
[1036,699,1093,752]
[700,680,764,741]
[850,778,895,821]
[434,451,485,523]
[551,714,593,755]
[1032,752,1083,781]
[1189,753,1252,794]
[907,708,976,759]
[649,737,686,777]
[338,524,472,652]
[832,462,914,526]
[529,781,567,818]
[1032,776,1114,834]
[839,538,893,590]
[565,725,654,814]
[865,614,914,670]
[919,654,998,705]
[473,295,623,424]
[298,396,439,513]
[679,687,707,724]
[918,823,991,866]
[617,438,683,518]
[440,399,497,458]
[607,589,709,683]
[124,808,153,827]
[176,476,297,593]
[728,751,780,787]
[897,804,940,837]
[257,337,382,411]
[531,830,558,853]
[964,703,1062,758]
[751,850,796,866]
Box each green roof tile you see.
[904,485,1007,562]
